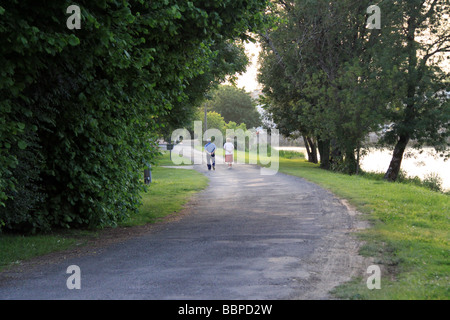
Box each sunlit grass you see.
[120,166,208,227]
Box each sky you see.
[235,41,262,93]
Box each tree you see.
[157,40,250,143]
[207,85,262,129]
[258,0,385,172]
[375,0,450,181]
[204,111,227,133]
[191,109,248,139]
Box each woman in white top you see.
[223,138,234,168]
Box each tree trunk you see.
[329,139,341,166]
[303,136,312,161]
[356,145,360,175]
[317,138,330,170]
[384,134,410,182]
[344,149,357,175]
[303,136,318,163]
[384,19,416,182]
[306,137,318,164]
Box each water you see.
[274,146,450,191]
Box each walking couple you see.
[204,138,234,170]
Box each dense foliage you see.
[258,0,387,172]
[157,41,251,143]
[258,0,449,177]
[206,85,262,129]
[0,0,268,233]
[191,110,248,139]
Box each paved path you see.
[0,147,368,300]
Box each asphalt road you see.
[0,152,368,300]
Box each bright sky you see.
[235,41,262,93]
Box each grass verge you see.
[0,234,80,271]
[119,166,208,227]
[0,153,208,272]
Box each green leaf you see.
[19,36,28,46]
[18,141,27,150]
[68,35,80,46]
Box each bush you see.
[0,1,268,233]
[359,169,444,193]
[422,172,443,193]
[0,130,48,233]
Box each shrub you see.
[0,130,48,233]
[422,172,443,193]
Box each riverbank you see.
[274,146,450,192]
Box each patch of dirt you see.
[293,197,374,300]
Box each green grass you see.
[0,156,208,272]
[154,149,193,166]
[0,234,80,271]
[120,166,208,227]
[276,157,450,300]
[278,150,306,159]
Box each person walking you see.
[223,137,234,168]
[204,138,216,171]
